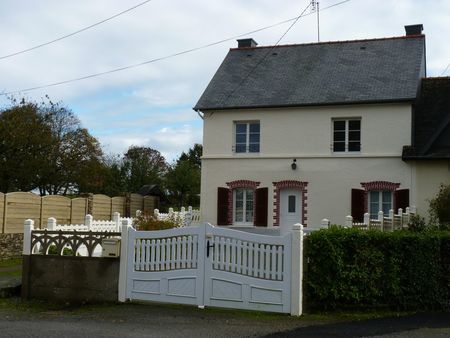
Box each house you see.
[194,24,450,231]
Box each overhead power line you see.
[441,63,450,76]
[222,1,313,105]
[0,0,351,96]
[0,0,154,60]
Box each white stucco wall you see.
[200,103,416,229]
[203,103,412,157]
[412,161,450,218]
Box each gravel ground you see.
[0,299,449,338]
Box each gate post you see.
[118,220,132,302]
[290,223,304,316]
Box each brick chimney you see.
[405,24,424,36]
[237,38,258,48]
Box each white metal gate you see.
[119,223,302,314]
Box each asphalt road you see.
[1,301,449,338]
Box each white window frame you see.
[233,121,260,154]
[368,190,393,219]
[233,188,254,226]
[332,118,361,153]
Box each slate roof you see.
[194,35,425,111]
[403,77,450,160]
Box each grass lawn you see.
[0,258,22,278]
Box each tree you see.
[179,143,202,168]
[36,98,103,195]
[429,183,450,230]
[166,144,202,208]
[0,97,103,195]
[122,146,168,193]
[0,100,53,192]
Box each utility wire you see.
[221,1,312,106]
[0,0,154,60]
[440,63,450,76]
[0,0,351,96]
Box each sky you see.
[0,0,449,162]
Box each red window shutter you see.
[394,189,409,211]
[254,187,268,227]
[351,189,365,222]
[217,187,230,225]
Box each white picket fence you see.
[46,212,135,232]
[342,207,416,231]
[154,206,201,227]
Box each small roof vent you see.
[405,24,424,36]
[237,38,258,48]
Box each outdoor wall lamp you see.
[291,158,297,170]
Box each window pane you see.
[348,131,360,141]
[333,131,345,142]
[249,133,259,143]
[249,143,260,153]
[333,142,345,152]
[235,144,246,153]
[348,120,360,130]
[245,190,253,223]
[236,134,246,143]
[288,195,296,213]
[334,120,345,131]
[249,123,260,132]
[382,191,392,203]
[236,124,247,133]
[235,189,243,200]
[348,141,360,152]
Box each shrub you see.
[304,227,450,311]
[408,214,427,232]
[133,212,178,231]
[47,245,74,256]
[429,184,450,230]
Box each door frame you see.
[273,181,308,227]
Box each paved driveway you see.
[1,300,449,338]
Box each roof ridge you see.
[230,34,425,51]
[422,76,450,81]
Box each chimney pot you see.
[405,24,424,36]
[237,38,258,48]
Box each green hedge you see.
[304,228,450,311]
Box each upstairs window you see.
[234,122,260,153]
[333,119,361,152]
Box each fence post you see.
[321,218,330,228]
[181,207,185,213]
[169,208,174,216]
[85,214,93,231]
[188,206,193,213]
[47,217,57,231]
[378,211,384,231]
[23,219,34,255]
[363,213,370,226]
[345,215,353,228]
[136,210,141,217]
[118,219,132,302]
[113,212,120,231]
[154,209,159,219]
[290,223,303,316]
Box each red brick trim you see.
[226,180,261,225]
[272,180,308,227]
[360,181,400,213]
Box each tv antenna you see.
[310,1,320,42]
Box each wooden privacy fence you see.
[0,192,158,234]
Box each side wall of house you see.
[201,103,414,228]
[412,161,450,219]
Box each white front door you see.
[280,189,302,234]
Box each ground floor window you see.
[369,190,392,219]
[233,188,254,225]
